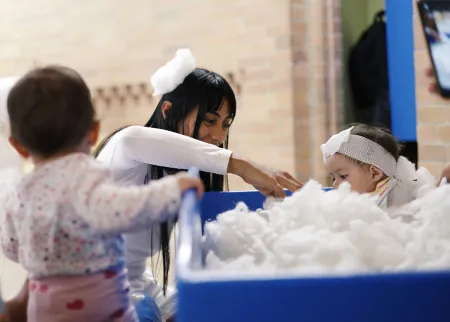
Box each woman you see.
[94,49,302,320]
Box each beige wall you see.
[413,1,450,177]
[1,0,341,189]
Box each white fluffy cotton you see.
[203,181,450,276]
[150,49,196,96]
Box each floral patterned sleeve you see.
[71,165,182,234]
[1,204,19,263]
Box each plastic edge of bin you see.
[177,168,203,279]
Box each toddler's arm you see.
[0,209,19,263]
[72,166,202,234]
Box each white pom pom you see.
[150,49,196,96]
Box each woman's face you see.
[180,100,233,146]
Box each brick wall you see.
[414,1,450,177]
[1,0,341,189]
[291,0,342,184]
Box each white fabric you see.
[320,127,352,163]
[150,49,196,96]
[415,167,437,198]
[321,127,423,207]
[380,157,417,207]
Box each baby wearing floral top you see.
[1,66,203,322]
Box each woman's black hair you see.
[147,68,236,294]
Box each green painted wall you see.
[367,0,386,23]
[341,0,385,123]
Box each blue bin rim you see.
[203,187,333,194]
[177,184,446,283]
[178,267,450,283]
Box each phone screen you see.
[419,1,450,95]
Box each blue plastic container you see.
[200,188,332,224]
[176,189,450,322]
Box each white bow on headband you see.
[320,127,352,164]
[150,49,196,96]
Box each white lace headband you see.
[320,127,396,176]
[150,49,196,96]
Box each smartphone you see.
[418,0,450,98]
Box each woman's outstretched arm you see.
[107,125,302,196]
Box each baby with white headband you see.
[321,124,434,208]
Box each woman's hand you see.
[427,67,440,94]
[227,154,303,197]
[426,67,449,186]
[438,163,450,186]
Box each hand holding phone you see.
[418,0,450,98]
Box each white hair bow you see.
[320,127,353,163]
[150,49,196,96]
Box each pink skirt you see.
[28,269,138,322]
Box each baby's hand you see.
[176,173,204,199]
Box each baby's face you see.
[325,154,376,193]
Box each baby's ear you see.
[369,165,385,183]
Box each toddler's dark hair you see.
[343,123,401,166]
[7,65,95,157]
